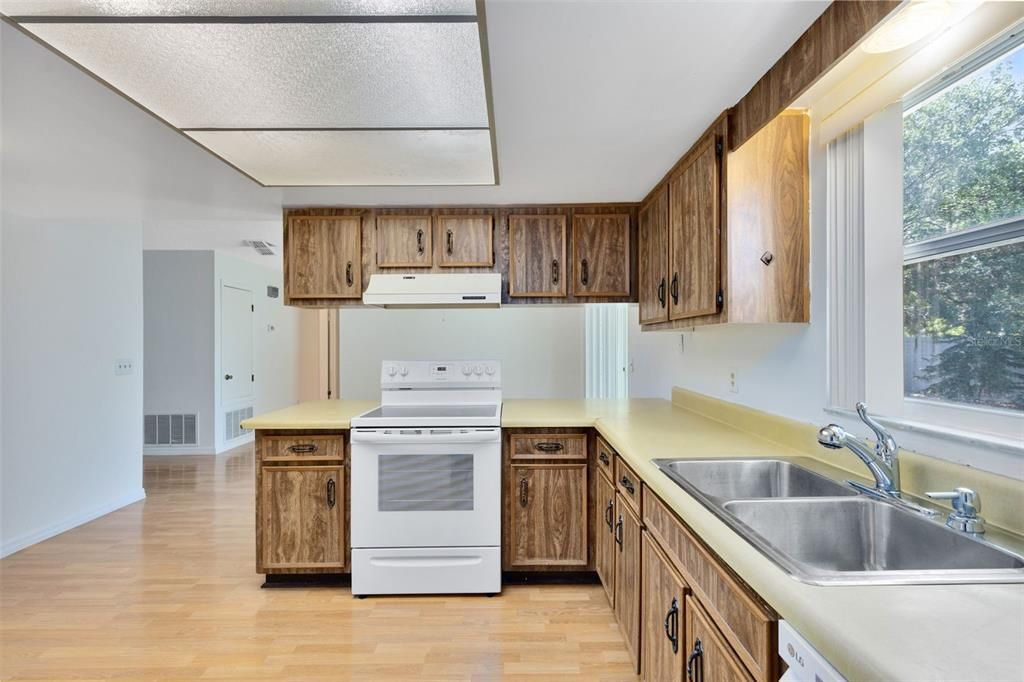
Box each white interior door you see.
[221,284,253,402]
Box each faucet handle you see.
[926,488,985,534]
[855,402,898,460]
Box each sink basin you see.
[722,498,1024,585]
[653,458,857,501]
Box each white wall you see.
[143,251,215,452]
[214,253,303,452]
[338,306,586,400]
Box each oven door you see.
[350,428,501,549]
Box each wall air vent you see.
[226,406,254,442]
[244,240,275,256]
[144,414,198,447]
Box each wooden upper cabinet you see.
[437,214,494,267]
[508,214,567,297]
[572,214,631,297]
[508,462,587,567]
[642,532,687,682]
[286,216,362,300]
[669,135,721,321]
[259,464,345,571]
[639,187,669,324]
[375,214,433,268]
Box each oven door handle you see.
[351,429,500,444]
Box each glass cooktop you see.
[352,402,501,427]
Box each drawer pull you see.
[288,443,318,454]
[519,477,529,508]
[664,597,680,654]
[620,476,635,495]
[605,499,614,531]
[615,514,623,550]
[598,451,610,465]
[686,639,704,682]
[534,442,564,453]
[326,478,336,509]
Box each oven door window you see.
[378,454,474,512]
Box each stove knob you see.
[485,365,496,376]
[473,364,483,376]
[461,364,472,376]
[387,365,398,377]
[399,366,409,377]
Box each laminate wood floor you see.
[1,446,637,681]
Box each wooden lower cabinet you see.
[507,462,588,568]
[642,531,688,682]
[685,595,755,682]
[258,464,346,572]
[614,495,642,673]
[594,470,616,606]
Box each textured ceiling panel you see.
[0,0,476,17]
[22,21,488,128]
[186,129,495,185]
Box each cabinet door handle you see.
[535,441,564,453]
[580,258,589,286]
[686,639,704,682]
[664,597,680,654]
[416,228,425,255]
[620,476,635,495]
[615,515,623,549]
[519,477,529,508]
[446,229,454,255]
[605,499,614,531]
[671,273,680,305]
[345,261,353,287]
[598,451,610,465]
[657,277,666,308]
[288,443,318,454]
[551,259,560,285]
[326,477,336,509]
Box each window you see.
[902,36,1024,415]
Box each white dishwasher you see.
[778,621,847,682]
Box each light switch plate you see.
[728,369,739,393]
[115,359,134,375]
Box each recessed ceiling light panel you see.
[186,129,495,186]
[0,0,477,18]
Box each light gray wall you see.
[143,251,216,452]
[337,306,586,400]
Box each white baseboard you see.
[144,446,215,456]
[0,488,147,559]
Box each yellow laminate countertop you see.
[244,396,1024,681]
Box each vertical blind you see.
[585,304,629,399]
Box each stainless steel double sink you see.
[653,459,1024,585]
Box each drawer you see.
[615,456,641,514]
[643,487,776,682]
[596,436,616,479]
[510,433,587,460]
[259,434,345,462]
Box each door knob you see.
[224,374,234,380]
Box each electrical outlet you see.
[115,359,134,376]
[728,369,739,393]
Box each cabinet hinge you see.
[715,138,723,158]
[716,289,724,310]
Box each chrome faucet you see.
[818,402,901,497]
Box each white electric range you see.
[349,360,502,596]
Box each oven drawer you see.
[352,547,501,596]
[510,433,587,460]
[259,434,345,462]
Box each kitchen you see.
[1,1,1023,681]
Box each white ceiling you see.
[282,0,830,205]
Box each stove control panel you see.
[381,360,501,387]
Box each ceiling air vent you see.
[244,240,275,256]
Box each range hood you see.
[362,273,502,308]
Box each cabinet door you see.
[685,595,755,682]
[287,216,362,299]
[437,214,494,267]
[508,462,587,567]
[614,496,642,673]
[572,214,630,297]
[639,186,670,324]
[259,465,345,571]
[508,214,567,297]
[594,471,616,607]
[642,532,687,682]
[376,215,433,267]
[669,136,721,320]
